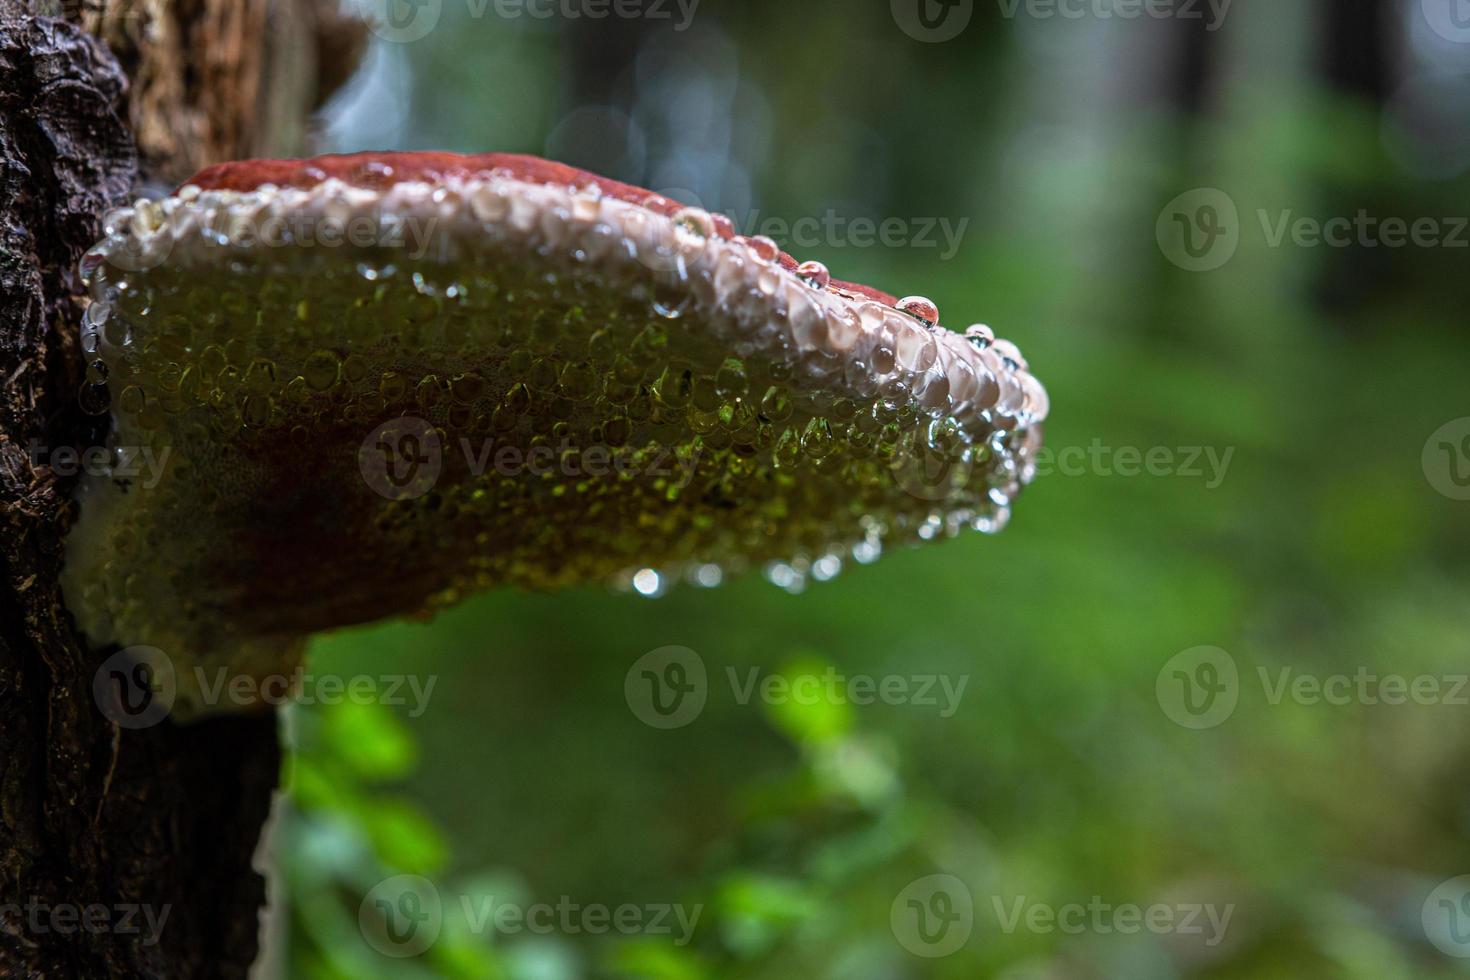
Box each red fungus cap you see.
[66,151,1048,715]
[186,152,901,305]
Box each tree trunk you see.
[0,4,363,976]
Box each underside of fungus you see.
[63,152,1048,715]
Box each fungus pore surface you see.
[64,152,1049,714]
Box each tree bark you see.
[74,0,368,186]
[1,4,363,976]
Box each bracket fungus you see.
[64,152,1049,715]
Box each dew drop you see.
[155,362,182,393]
[801,418,835,459]
[990,338,1027,371]
[343,354,368,383]
[654,366,692,407]
[612,355,644,385]
[178,367,205,406]
[652,279,691,319]
[302,349,341,390]
[452,372,486,403]
[826,307,861,351]
[604,416,630,447]
[811,554,842,582]
[744,235,780,263]
[588,329,618,361]
[283,377,310,406]
[972,503,1012,535]
[714,358,748,399]
[796,260,830,289]
[503,382,531,414]
[871,342,896,375]
[380,372,407,401]
[772,427,800,468]
[415,375,441,408]
[760,386,792,423]
[245,359,278,395]
[690,376,720,412]
[632,568,662,597]
[490,405,518,432]
[764,561,807,594]
[851,536,882,564]
[117,385,145,414]
[687,405,719,434]
[241,394,273,428]
[571,191,601,224]
[964,324,994,348]
[672,207,714,240]
[558,362,594,398]
[896,296,940,327]
[527,358,557,390]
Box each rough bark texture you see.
[75,0,368,186]
[0,14,278,977]
[0,3,365,975]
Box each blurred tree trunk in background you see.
[77,0,366,185]
[0,3,361,976]
[560,9,647,112]
[1316,0,1395,318]
[1323,0,1390,104]
[1170,2,1220,116]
